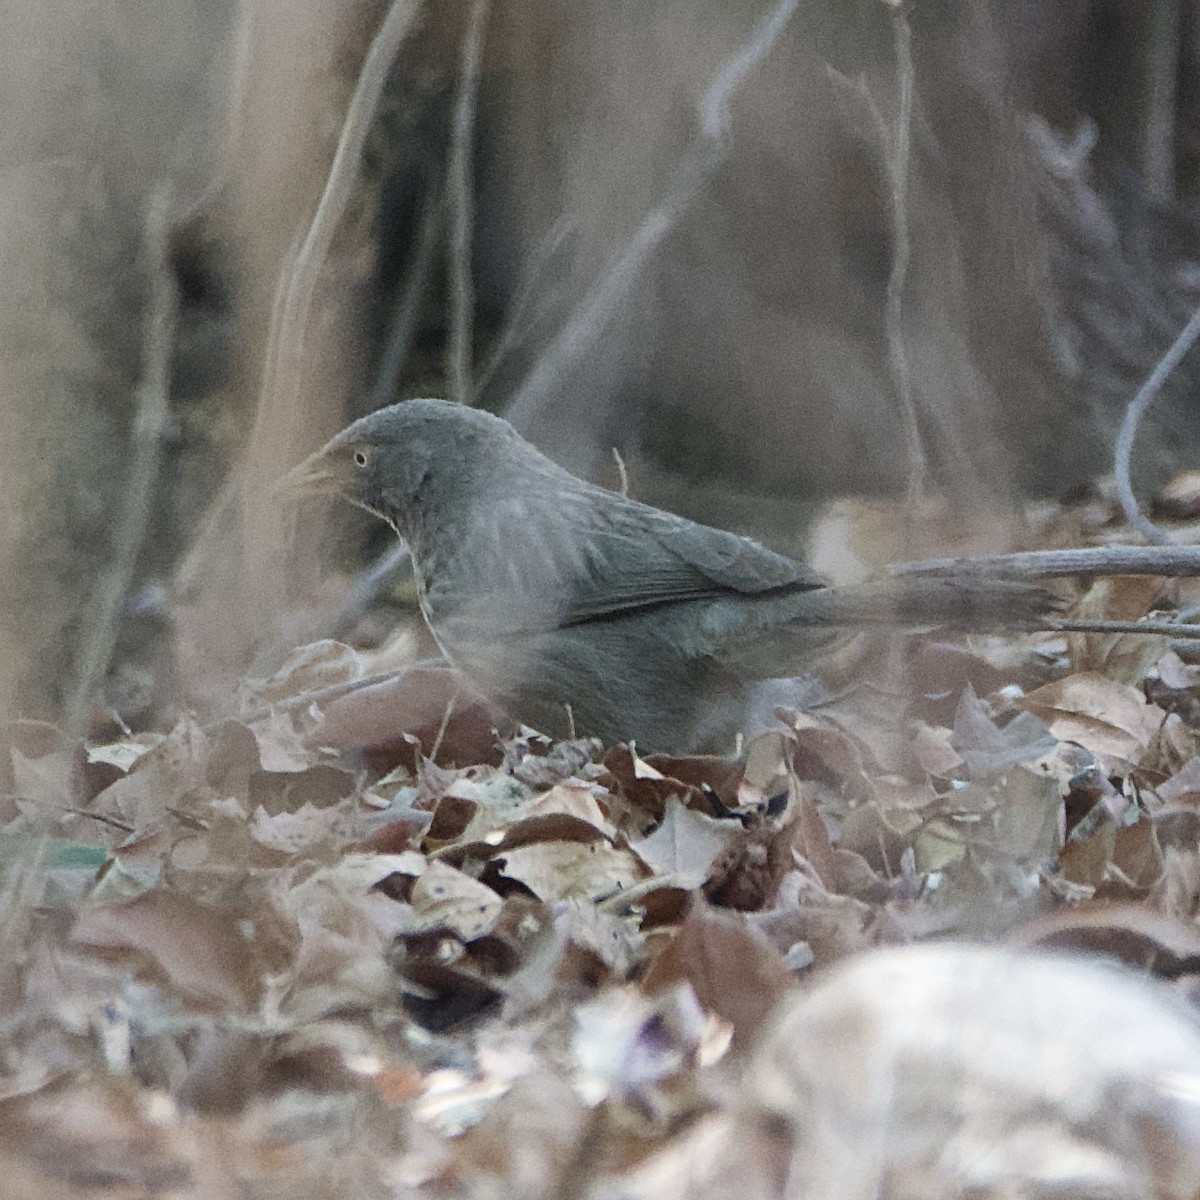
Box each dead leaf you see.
[252,639,364,703]
[71,889,260,1009]
[642,900,792,1048]
[1015,901,1200,976]
[249,804,344,855]
[629,796,740,889]
[1067,577,1170,682]
[498,841,643,902]
[404,861,503,941]
[1158,756,1200,805]
[1021,673,1171,770]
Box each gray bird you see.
[282,399,1050,752]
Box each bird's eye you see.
[353,449,369,468]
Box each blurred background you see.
[3,0,1200,732]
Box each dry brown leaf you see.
[790,785,840,890]
[71,889,261,1009]
[1060,813,1163,896]
[736,731,793,810]
[314,664,500,758]
[642,900,792,1048]
[911,722,963,778]
[629,796,741,889]
[249,803,344,855]
[405,860,503,941]
[449,772,535,840]
[554,898,644,975]
[1015,900,1200,975]
[1158,755,1200,805]
[498,840,643,902]
[10,743,80,828]
[88,716,210,832]
[952,687,1057,777]
[245,708,316,773]
[1157,650,1200,691]
[252,639,364,703]
[1021,673,1173,770]
[1067,576,1171,682]
[86,736,159,773]
[602,745,710,829]
[271,859,415,1020]
[525,782,609,830]
[746,868,875,969]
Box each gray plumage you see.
[284,399,1050,751]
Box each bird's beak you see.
[274,446,347,499]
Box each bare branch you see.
[1048,617,1200,640]
[1114,297,1200,545]
[882,5,927,504]
[892,545,1200,581]
[66,188,178,735]
[504,0,801,429]
[446,0,492,405]
[246,0,424,477]
[325,543,413,641]
[374,182,444,404]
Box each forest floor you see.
[5,478,1200,1198]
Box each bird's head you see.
[277,398,519,535]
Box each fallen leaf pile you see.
[6,502,1200,1196]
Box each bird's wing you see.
[423,487,826,635]
[553,493,828,623]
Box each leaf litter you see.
[6,492,1200,1195]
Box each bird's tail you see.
[797,576,1056,632]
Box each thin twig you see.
[429,688,461,760]
[237,659,451,723]
[446,0,492,404]
[504,0,801,428]
[325,543,413,640]
[66,188,179,737]
[1114,298,1200,545]
[611,447,630,497]
[1139,0,1181,201]
[892,545,1200,581]
[1048,618,1200,640]
[882,4,926,505]
[373,182,444,404]
[470,215,573,403]
[245,0,424,482]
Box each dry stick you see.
[471,214,573,403]
[1049,618,1200,640]
[891,545,1200,581]
[243,0,424,555]
[1114,297,1200,546]
[882,5,927,508]
[65,190,179,737]
[446,0,491,405]
[826,8,926,513]
[237,658,451,723]
[504,0,802,428]
[328,184,449,638]
[893,544,1200,639]
[325,543,412,641]
[373,181,444,405]
[1139,0,1181,201]
[428,688,461,761]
